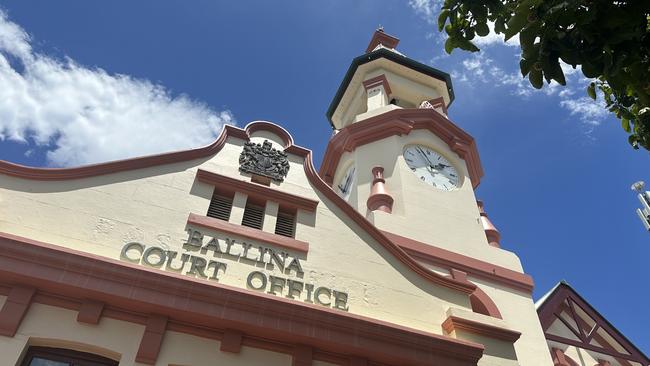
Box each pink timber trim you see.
[551,348,580,366]
[0,120,475,295]
[0,120,295,181]
[442,315,521,343]
[196,168,319,212]
[0,232,485,366]
[0,125,243,181]
[292,345,313,366]
[538,283,649,365]
[477,201,501,248]
[383,230,534,294]
[470,288,503,319]
[362,74,392,96]
[0,285,35,337]
[365,29,400,53]
[366,166,393,213]
[449,269,502,319]
[187,213,309,253]
[220,329,243,353]
[76,299,104,325]
[320,108,484,189]
[135,315,168,364]
[421,96,448,115]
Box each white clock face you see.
[336,163,356,200]
[403,145,460,191]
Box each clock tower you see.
[321,29,520,270]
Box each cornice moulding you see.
[320,108,484,189]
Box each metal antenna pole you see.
[631,181,650,231]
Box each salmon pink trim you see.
[196,169,319,212]
[187,213,309,253]
[470,288,503,319]
[0,125,239,181]
[477,201,501,248]
[319,108,484,188]
[135,315,168,364]
[0,285,35,337]
[449,269,502,319]
[551,348,580,366]
[292,345,313,366]
[362,74,392,96]
[419,96,448,115]
[0,232,484,366]
[367,166,393,213]
[220,329,243,353]
[366,29,400,53]
[382,230,534,293]
[246,121,294,148]
[0,121,282,181]
[76,299,104,325]
[442,315,521,343]
[538,283,649,364]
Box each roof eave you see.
[326,48,455,129]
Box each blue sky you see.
[0,0,648,353]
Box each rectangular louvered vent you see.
[274,211,295,237]
[241,203,265,229]
[207,192,233,221]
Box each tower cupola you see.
[326,29,455,130]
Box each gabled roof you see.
[537,281,649,365]
[326,48,455,129]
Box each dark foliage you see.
[439,0,650,150]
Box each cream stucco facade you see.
[2,28,642,366]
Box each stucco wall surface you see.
[0,133,470,333]
[334,128,523,272]
[0,302,330,366]
[0,128,551,365]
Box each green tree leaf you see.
[438,10,449,32]
[444,37,456,54]
[529,69,543,89]
[504,10,529,41]
[587,83,597,100]
[519,58,531,77]
[622,118,631,133]
[436,0,650,151]
[476,22,490,37]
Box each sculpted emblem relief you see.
[239,140,290,182]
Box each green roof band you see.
[326,48,455,129]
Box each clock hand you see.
[340,167,354,194]
[431,163,451,171]
[415,147,436,168]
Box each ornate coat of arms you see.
[239,140,290,182]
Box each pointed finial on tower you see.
[365,28,399,53]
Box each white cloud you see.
[408,0,442,25]
[455,53,531,95]
[454,52,608,128]
[409,2,519,50]
[0,9,234,167]
[0,10,31,60]
[560,97,608,126]
[472,22,520,48]
[406,2,610,136]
